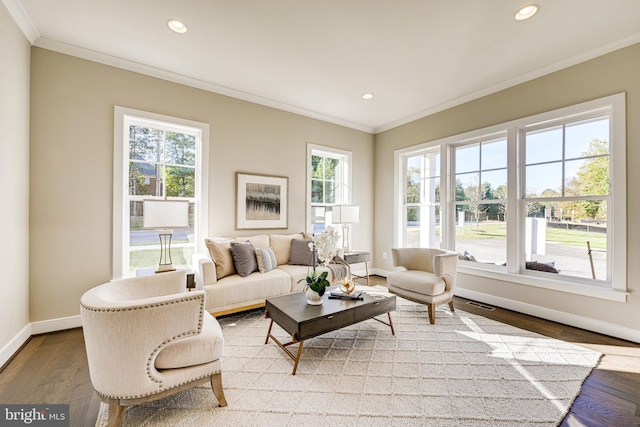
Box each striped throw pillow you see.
[256,247,278,273]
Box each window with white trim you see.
[307,144,352,233]
[114,107,209,278]
[402,148,441,248]
[395,93,626,299]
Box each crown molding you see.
[32,37,375,134]
[374,32,640,134]
[2,0,38,43]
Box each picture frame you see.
[236,172,288,229]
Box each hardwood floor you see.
[1,275,638,426]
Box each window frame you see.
[113,106,209,279]
[306,143,352,234]
[394,93,626,302]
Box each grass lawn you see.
[409,221,606,249]
[130,247,189,271]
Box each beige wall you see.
[0,5,30,362]
[375,43,640,337]
[29,48,374,322]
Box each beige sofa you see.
[192,232,338,316]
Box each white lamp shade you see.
[332,205,359,224]
[143,200,189,229]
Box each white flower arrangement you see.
[308,225,340,267]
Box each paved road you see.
[130,229,193,245]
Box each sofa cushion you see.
[289,238,316,266]
[269,233,305,265]
[230,241,258,277]
[205,238,235,280]
[256,247,278,273]
[203,269,292,312]
[155,312,224,370]
[277,264,333,292]
[235,234,270,250]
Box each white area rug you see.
[96,297,601,426]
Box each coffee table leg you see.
[265,319,274,345]
[388,312,395,335]
[291,340,304,375]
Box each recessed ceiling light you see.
[362,93,374,100]
[167,19,188,34]
[515,4,540,20]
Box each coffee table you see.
[264,286,396,374]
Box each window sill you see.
[458,264,628,302]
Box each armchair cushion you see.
[387,270,446,296]
[155,312,224,370]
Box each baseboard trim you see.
[455,287,640,344]
[30,315,82,335]
[0,324,31,370]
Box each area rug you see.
[96,296,602,426]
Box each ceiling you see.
[5,0,640,133]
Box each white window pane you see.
[565,158,609,197]
[405,206,440,248]
[456,144,479,173]
[456,172,480,201]
[525,163,562,197]
[525,202,607,280]
[424,152,440,178]
[565,117,609,159]
[129,162,161,196]
[165,131,196,166]
[526,127,563,164]
[481,170,507,200]
[481,139,507,170]
[129,126,162,162]
[455,204,506,266]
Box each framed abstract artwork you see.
[236,172,288,229]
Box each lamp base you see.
[155,263,176,273]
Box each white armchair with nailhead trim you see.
[80,270,227,427]
[387,248,458,324]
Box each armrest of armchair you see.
[192,253,216,287]
[433,251,458,291]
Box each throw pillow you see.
[526,261,560,273]
[269,233,305,265]
[230,241,258,277]
[256,247,278,273]
[205,238,236,280]
[289,238,316,266]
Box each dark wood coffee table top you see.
[264,286,396,374]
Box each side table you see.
[343,251,370,286]
[136,267,196,291]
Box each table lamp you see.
[143,200,189,273]
[332,205,359,252]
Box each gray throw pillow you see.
[288,238,316,266]
[230,241,258,277]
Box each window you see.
[396,93,626,300]
[523,116,610,280]
[402,148,441,248]
[453,136,508,265]
[307,144,352,233]
[114,107,209,278]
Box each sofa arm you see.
[193,253,216,288]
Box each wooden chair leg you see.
[428,304,435,324]
[211,372,227,407]
[107,399,125,427]
[448,301,455,312]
